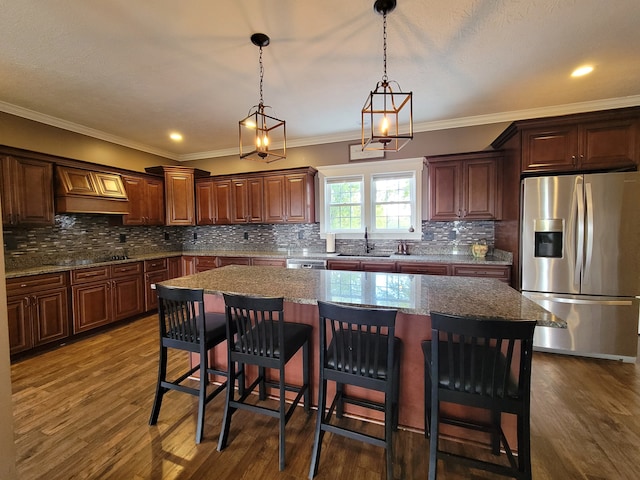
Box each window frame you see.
[318,158,424,240]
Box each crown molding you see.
[3,95,640,162]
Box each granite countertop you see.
[4,249,512,278]
[160,265,564,328]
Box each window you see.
[373,174,413,230]
[327,177,363,231]
[318,158,423,240]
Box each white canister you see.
[326,233,336,253]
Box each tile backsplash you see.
[3,214,498,270]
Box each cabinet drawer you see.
[219,256,251,267]
[397,263,450,276]
[111,262,143,278]
[195,256,218,272]
[452,264,511,282]
[144,258,168,272]
[7,272,68,295]
[71,266,110,285]
[251,257,286,267]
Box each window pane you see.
[373,175,413,231]
[327,179,363,231]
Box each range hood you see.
[55,166,129,214]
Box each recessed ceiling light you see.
[571,65,594,77]
[169,132,183,142]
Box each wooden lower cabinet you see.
[251,257,286,267]
[7,272,70,355]
[167,256,181,279]
[144,258,169,312]
[194,256,218,273]
[71,263,144,333]
[218,256,251,267]
[451,264,511,283]
[397,262,450,275]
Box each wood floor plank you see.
[11,314,640,479]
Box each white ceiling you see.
[1,0,639,161]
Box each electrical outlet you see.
[119,234,126,243]
[164,232,170,241]
[448,230,457,240]
[244,231,249,240]
[193,231,197,240]
[298,230,304,240]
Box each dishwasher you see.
[285,258,327,269]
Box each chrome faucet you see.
[364,227,373,253]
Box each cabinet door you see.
[122,175,145,225]
[165,170,195,226]
[145,178,165,225]
[397,263,450,275]
[16,158,54,225]
[463,159,498,219]
[1,157,20,225]
[579,119,638,170]
[112,276,144,321]
[145,270,169,312]
[196,180,215,225]
[7,297,31,354]
[428,161,461,220]
[72,282,111,333]
[284,173,311,223]
[213,179,232,224]
[167,257,182,279]
[33,288,69,346]
[263,175,286,223]
[182,256,196,276]
[521,126,578,172]
[231,178,250,223]
[231,177,264,223]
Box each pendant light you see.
[362,0,413,152]
[239,33,286,162]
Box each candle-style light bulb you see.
[381,116,389,136]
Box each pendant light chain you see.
[382,12,388,83]
[258,45,265,107]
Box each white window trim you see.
[317,158,424,240]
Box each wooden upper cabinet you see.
[196,178,233,225]
[196,179,215,225]
[231,177,263,223]
[264,175,287,223]
[264,169,316,223]
[520,110,639,173]
[146,166,210,226]
[199,166,316,225]
[426,151,502,221]
[165,168,195,225]
[1,156,54,226]
[122,175,164,225]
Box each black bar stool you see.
[424,312,536,479]
[309,301,401,480]
[217,293,312,471]
[148,285,230,444]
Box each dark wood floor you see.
[11,314,640,479]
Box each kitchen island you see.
[159,265,562,441]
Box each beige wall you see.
[183,123,511,174]
[0,217,18,479]
[1,110,511,175]
[0,112,178,172]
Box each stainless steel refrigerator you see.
[521,171,640,362]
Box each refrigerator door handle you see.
[584,182,594,279]
[575,182,585,286]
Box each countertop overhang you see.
[159,265,564,328]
